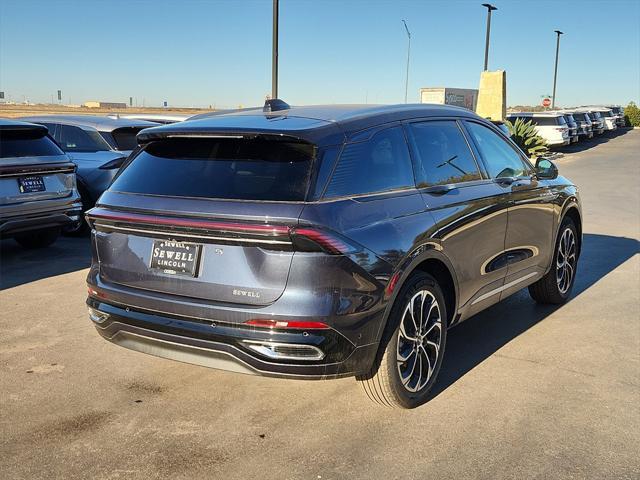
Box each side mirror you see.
[535,158,558,180]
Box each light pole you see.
[402,19,411,103]
[272,0,279,100]
[551,30,563,108]
[482,4,497,71]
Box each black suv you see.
[86,102,582,408]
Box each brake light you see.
[245,319,330,330]
[87,208,290,235]
[291,227,351,255]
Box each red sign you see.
[542,98,551,107]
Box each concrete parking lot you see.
[1,130,638,480]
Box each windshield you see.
[111,137,315,201]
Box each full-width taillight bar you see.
[86,208,354,255]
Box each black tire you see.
[14,227,61,249]
[357,272,448,409]
[528,217,579,304]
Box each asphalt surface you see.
[1,129,638,480]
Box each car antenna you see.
[263,98,290,113]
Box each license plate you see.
[17,176,46,193]
[150,240,202,277]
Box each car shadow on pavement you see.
[558,128,631,154]
[430,233,639,399]
[0,236,91,290]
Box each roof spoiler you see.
[263,98,290,113]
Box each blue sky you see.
[1,0,638,108]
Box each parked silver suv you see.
[0,119,82,248]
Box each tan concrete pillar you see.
[475,70,506,121]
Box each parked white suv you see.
[506,112,570,147]
[584,107,618,131]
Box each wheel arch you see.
[562,205,582,256]
[380,248,459,338]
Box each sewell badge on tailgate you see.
[150,240,202,277]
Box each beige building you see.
[84,101,127,109]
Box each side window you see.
[58,125,95,152]
[408,120,481,187]
[324,126,414,198]
[465,122,530,179]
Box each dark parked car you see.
[20,115,157,234]
[569,111,594,139]
[559,113,579,143]
[85,102,582,408]
[586,111,605,135]
[0,119,82,248]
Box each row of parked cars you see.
[0,114,187,247]
[506,105,625,147]
[0,104,624,249]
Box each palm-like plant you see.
[505,118,549,158]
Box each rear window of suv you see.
[533,116,565,126]
[110,137,315,201]
[104,127,148,151]
[0,129,64,158]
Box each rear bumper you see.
[0,200,83,237]
[548,138,570,146]
[86,297,378,380]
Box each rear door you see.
[463,120,555,300]
[405,119,510,318]
[89,135,317,306]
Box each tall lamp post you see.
[551,30,564,108]
[272,0,279,99]
[482,3,497,71]
[402,19,411,103]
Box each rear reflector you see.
[87,287,107,298]
[245,319,329,330]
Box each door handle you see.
[494,177,515,187]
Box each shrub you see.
[624,101,640,127]
[505,118,549,158]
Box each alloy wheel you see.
[396,289,442,393]
[556,227,577,294]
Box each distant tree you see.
[624,102,640,127]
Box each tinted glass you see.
[58,125,112,152]
[309,146,339,200]
[324,126,414,197]
[564,114,576,123]
[0,130,64,158]
[466,122,530,179]
[111,127,147,151]
[111,137,314,201]
[409,121,481,187]
[601,111,612,117]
